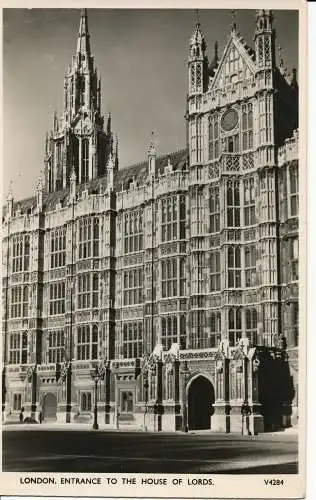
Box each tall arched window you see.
[228,308,242,346]
[245,308,258,345]
[245,246,257,287]
[228,247,241,288]
[81,138,89,183]
[227,181,240,227]
[92,325,98,360]
[22,286,29,317]
[73,136,79,181]
[93,219,99,257]
[21,331,28,364]
[122,322,143,358]
[161,316,178,351]
[24,236,30,271]
[209,312,221,347]
[92,274,99,308]
[179,315,186,349]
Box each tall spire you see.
[76,8,91,60]
[231,10,237,32]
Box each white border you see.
[0,0,308,498]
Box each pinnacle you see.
[76,8,91,59]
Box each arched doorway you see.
[42,392,57,421]
[188,376,215,430]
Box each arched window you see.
[245,246,256,287]
[24,236,30,271]
[122,321,143,358]
[289,164,298,216]
[81,138,89,183]
[227,181,240,227]
[245,308,258,345]
[179,315,186,349]
[228,247,241,288]
[92,325,98,359]
[93,218,99,257]
[92,274,99,308]
[209,312,221,347]
[81,392,92,411]
[161,316,178,351]
[22,286,28,317]
[123,324,128,358]
[179,257,186,296]
[21,331,28,364]
[48,330,64,363]
[77,325,90,360]
[228,308,242,346]
[73,136,79,180]
[81,77,86,106]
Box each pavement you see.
[2,425,298,474]
[2,420,299,436]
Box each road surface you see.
[2,425,298,474]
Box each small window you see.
[81,392,92,411]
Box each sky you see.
[2,8,298,201]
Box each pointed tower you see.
[254,10,276,71]
[44,9,117,193]
[187,21,208,167]
[188,22,208,96]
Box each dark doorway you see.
[42,392,57,421]
[188,376,215,430]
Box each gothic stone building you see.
[2,9,299,433]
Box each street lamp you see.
[143,379,149,431]
[90,363,105,430]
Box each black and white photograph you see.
[0,2,306,498]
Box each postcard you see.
[0,0,307,498]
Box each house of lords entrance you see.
[187,376,215,430]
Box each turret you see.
[70,167,77,200]
[254,10,276,70]
[7,187,13,219]
[148,132,156,177]
[36,178,43,211]
[188,22,208,95]
[106,153,114,190]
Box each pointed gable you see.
[209,30,256,91]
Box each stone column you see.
[104,366,111,424]
[173,359,181,430]
[31,366,37,420]
[155,360,163,432]
[213,355,231,433]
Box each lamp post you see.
[181,361,190,433]
[143,379,149,431]
[90,362,105,430]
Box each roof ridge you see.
[118,147,187,173]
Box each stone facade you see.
[2,9,299,433]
